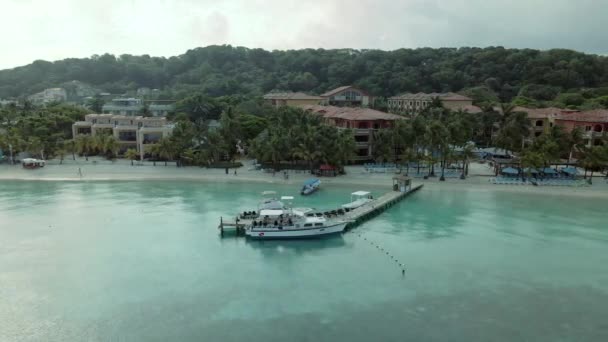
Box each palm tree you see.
[124,148,138,166]
[579,145,607,184]
[460,142,476,179]
[520,149,544,182]
[93,134,119,159]
[336,130,356,173]
[65,139,76,161]
[75,135,93,161]
[26,137,44,159]
[567,127,584,164]
[56,146,66,164]
[156,137,176,166]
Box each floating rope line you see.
[352,233,405,275]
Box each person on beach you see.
[225,167,229,174]
[234,169,237,176]
[77,168,82,178]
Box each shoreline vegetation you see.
[2,159,607,199]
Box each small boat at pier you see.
[341,191,374,210]
[301,178,321,195]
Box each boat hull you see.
[246,222,347,240]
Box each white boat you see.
[341,191,374,210]
[245,195,346,239]
[301,178,321,195]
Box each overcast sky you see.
[1,0,607,70]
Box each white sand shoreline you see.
[1,158,607,199]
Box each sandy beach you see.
[1,157,607,198]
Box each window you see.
[585,126,592,131]
[304,223,312,227]
[314,223,323,227]
[535,120,543,127]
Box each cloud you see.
[0,0,607,70]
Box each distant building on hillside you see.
[72,114,173,160]
[263,92,322,108]
[28,88,68,104]
[102,98,175,117]
[387,92,479,114]
[320,86,373,107]
[300,105,404,162]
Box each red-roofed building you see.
[554,110,608,146]
[320,86,373,107]
[300,105,404,161]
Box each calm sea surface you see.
[1,181,607,341]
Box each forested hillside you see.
[2,45,608,108]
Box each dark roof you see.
[555,110,608,123]
[389,92,472,101]
[321,86,369,97]
[263,92,322,100]
[300,105,404,121]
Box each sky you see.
[1,0,607,70]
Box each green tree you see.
[124,148,139,165]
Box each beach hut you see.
[501,167,519,176]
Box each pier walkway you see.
[342,184,423,229]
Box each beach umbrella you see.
[523,167,539,174]
[561,167,578,175]
[542,167,557,174]
[501,167,519,175]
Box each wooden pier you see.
[342,183,423,229]
[218,176,423,236]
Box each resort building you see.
[72,114,173,159]
[263,92,322,108]
[102,98,175,117]
[320,86,373,107]
[387,92,480,114]
[28,88,68,104]
[300,105,404,161]
[554,110,608,147]
[512,107,562,137]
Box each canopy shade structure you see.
[523,167,539,174]
[561,167,578,175]
[542,167,557,174]
[501,167,519,175]
[351,191,371,196]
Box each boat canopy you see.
[501,167,519,175]
[303,178,320,186]
[281,196,294,200]
[351,191,371,197]
[259,209,284,217]
[262,191,277,196]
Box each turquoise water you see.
[1,181,607,341]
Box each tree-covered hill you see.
[2,45,608,107]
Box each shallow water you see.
[1,181,607,341]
